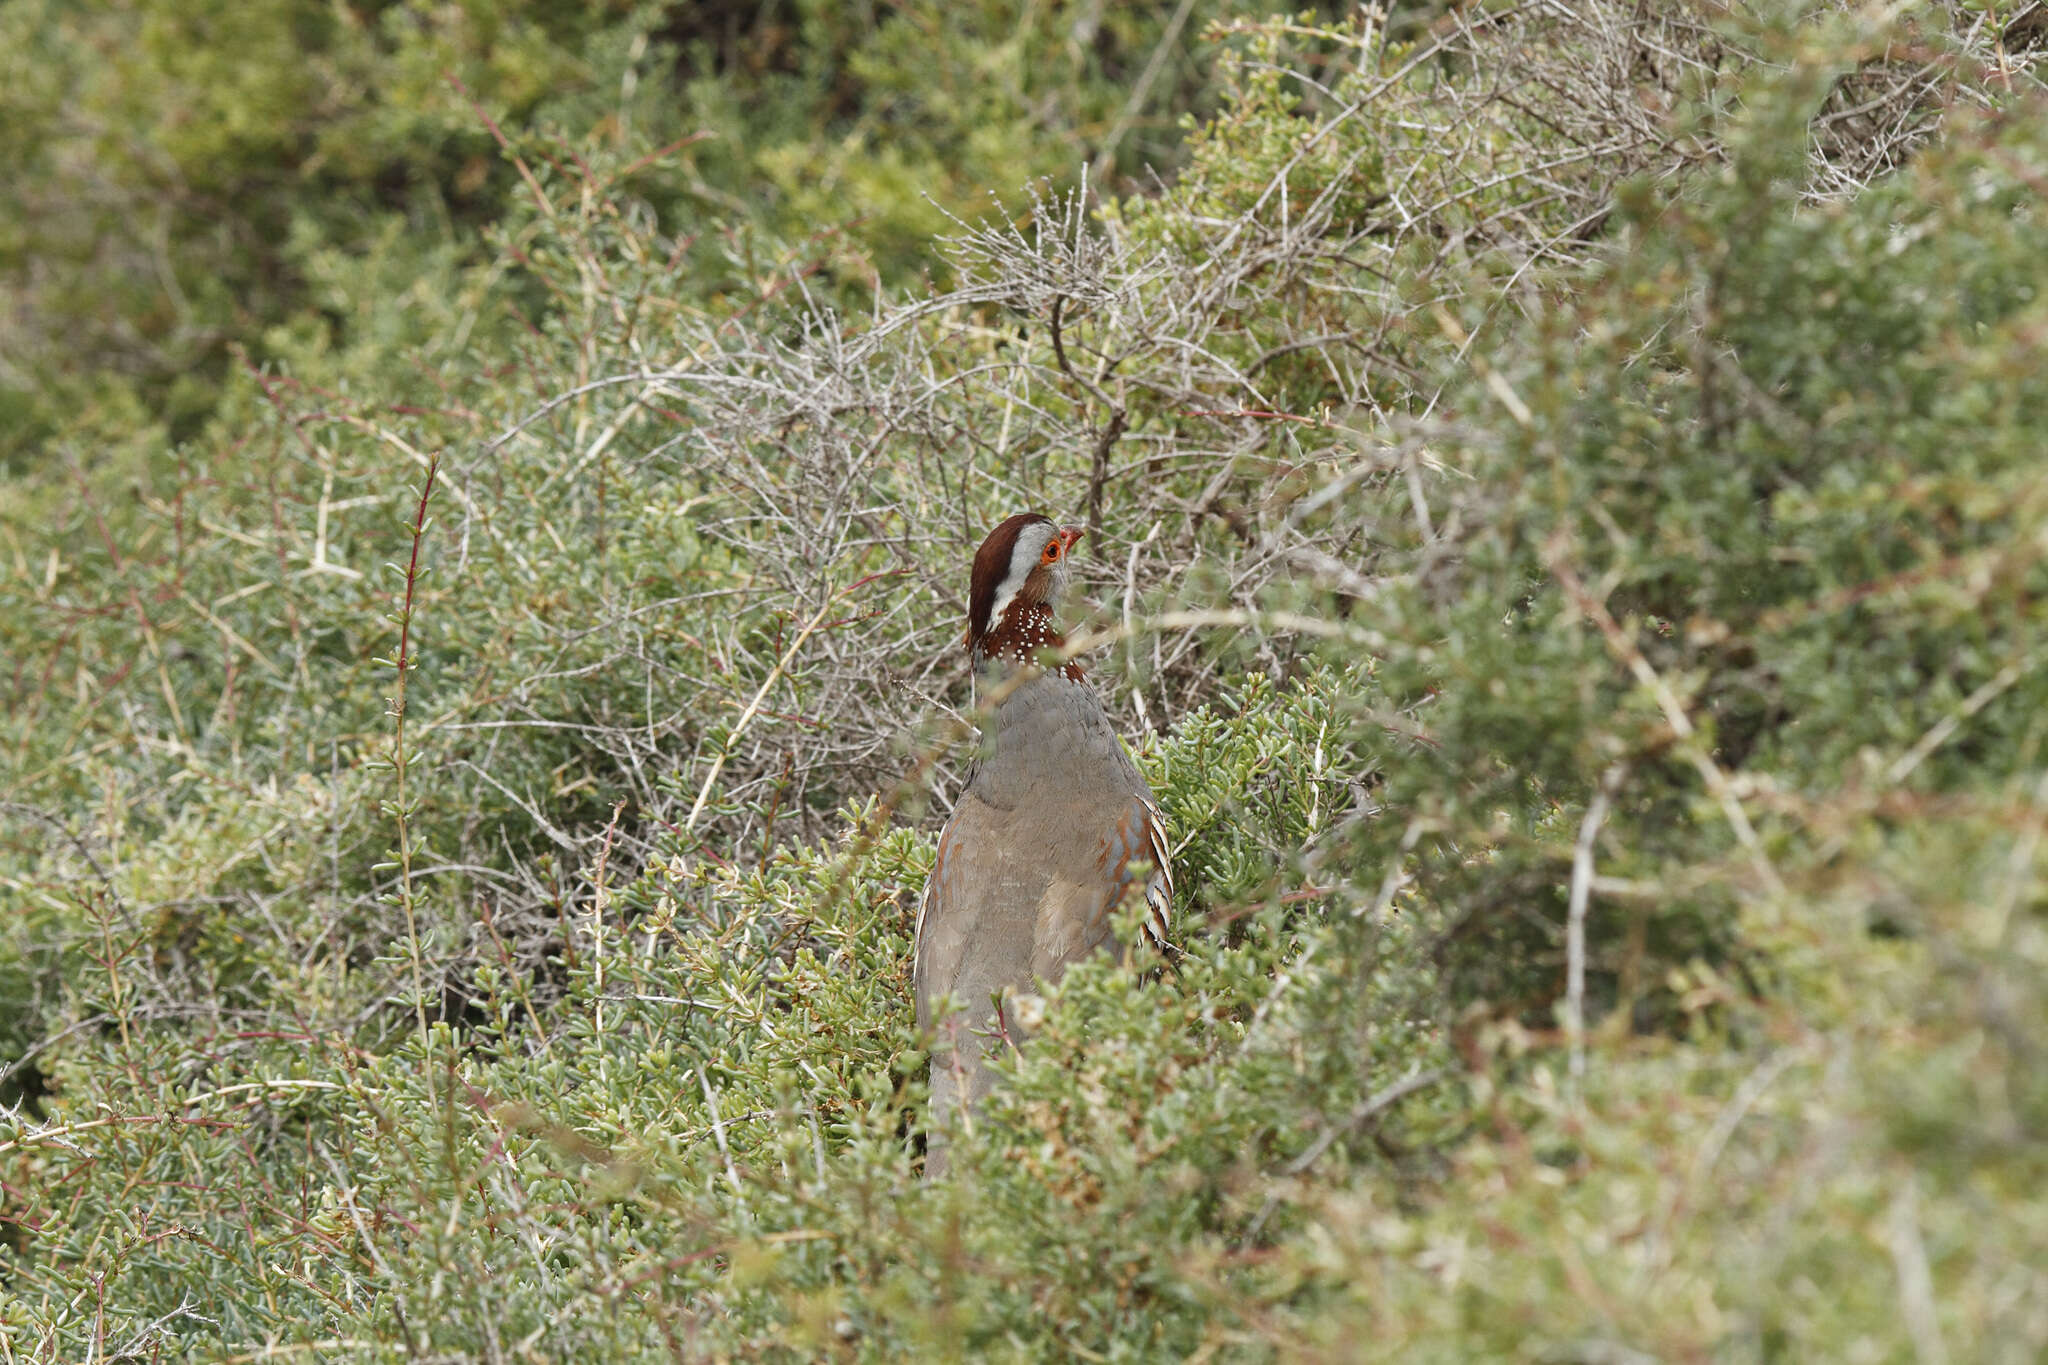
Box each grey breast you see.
[914,671,1160,1158]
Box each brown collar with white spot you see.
[974,602,1085,681]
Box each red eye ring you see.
[1042,542,1062,563]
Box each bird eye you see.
[1042,541,1061,563]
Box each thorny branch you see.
[378,1,2016,985]
[22,2,2025,1032]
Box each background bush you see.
[3,1,2046,1359]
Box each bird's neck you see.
[973,602,1085,684]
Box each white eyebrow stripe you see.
[984,523,1055,628]
[985,568,1031,628]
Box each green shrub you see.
[3,3,2046,1360]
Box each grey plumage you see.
[914,515,1171,1176]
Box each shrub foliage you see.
[3,2,2046,1359]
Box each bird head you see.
[964,513,1084,662]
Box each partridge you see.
[914,513,1171,1173]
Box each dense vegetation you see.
[3,1,2045,1358]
